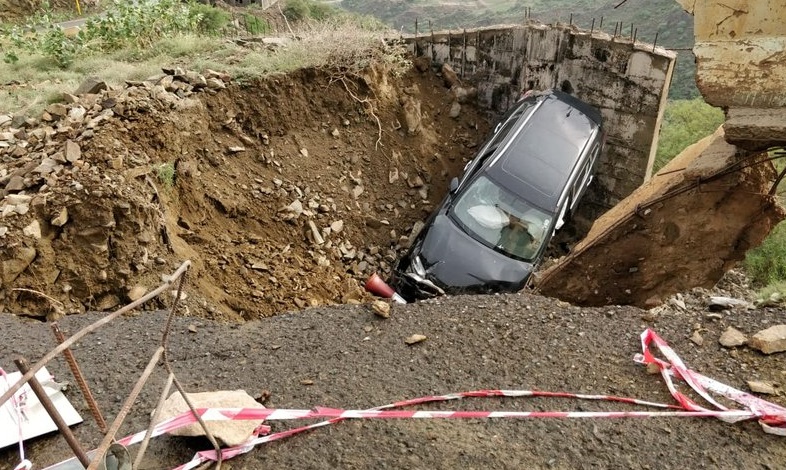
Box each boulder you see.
[749,325,786,355]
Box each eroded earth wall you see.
[404,24,676,223]
[537,128,785,307]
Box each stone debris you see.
[405,334,427,345]
[158,390,265,446]
[718,326,747,348]
[748,325,786,355]
[689,330,704,346]
[371,300,390,318]
[746,380,780,396]
[708,296,751,311]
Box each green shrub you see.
[283,0,310,22]
[744,221,786,286]
[189,3,231,35]
[654,98,724,173]
[243,13,270,35]
[157,162,176,188]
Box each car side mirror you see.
[449,177,459,193]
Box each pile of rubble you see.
[1,62,488,319]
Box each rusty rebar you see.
[160,270,224,468]
[87,346,164,470]
[51,322,107,434]
[133,373,174,470]
[14,357,91,468]
[0,260,192,410]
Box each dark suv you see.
[392,90,604,301]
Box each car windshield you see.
[450,175,552,261]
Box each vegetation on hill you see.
[0,0,405,117]
[336,0,697,99]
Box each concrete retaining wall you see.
[403,23,676,221]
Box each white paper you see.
[0,366,83,449]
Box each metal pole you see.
[87,347,165,470]
[14,357,91,468]
[0,261,191,410]
[590,18,595,35]
[52,323,108,434]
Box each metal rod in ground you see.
[51,322,108,434]
[87,346,165,470]
[0,260,191,411]
[133,373,174,470]
[14,357,91,468]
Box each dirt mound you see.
[0,63,490,320]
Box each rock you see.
[127,285,147,301]
[2,247,36,284]
[451,85,477,103]
[400,94,422,135]
[5,175,25,191]
[330,220,344,233]
[65,140,81,163]
[23,220,41,239]
[299,148,309,157]
[365,217,382,229]
[331,128,340,137]
[0,114,11,127]
[371,300,390,318]
[449,101,461,119]
[708,296,750,311]
[441,63,460,88]
[228,146,245,153]
[206,77,226,89]
[405,334,427,345]
[413,56,431,73]
[158,390,266,446]
[749,325,786,354]
[5,194,32,205]
[690,330,704,346]
[45,103,68,118]
[0,226,7,238]
[279,199,303,219]
[389,167,399,184]
[719,326,747,347]
[96,294,120,310]
[308,220,324,245]
[75,76,108,95]
[351,185,364,199]
[668,297,686,310]
[68,106,86,122]
[33,158,58,175]
[746,380,780,395]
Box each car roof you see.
[486,90,602,213]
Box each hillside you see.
[335,0,698,99]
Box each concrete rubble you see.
[749,325,786,355]
[158,389,266,446]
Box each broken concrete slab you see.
[158,389,266,446]
[748,325,786,355]
[536,127,785,308]
[723,108,786,151]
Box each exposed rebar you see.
[0,261,191,410]
[51,322,107,434]
[87,347,164,470]
[14,357,91,468]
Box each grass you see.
[157,162,176,188]
[0,11,409,118]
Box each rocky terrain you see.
[1,60,490,321]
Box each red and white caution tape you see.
[43,329,786,470]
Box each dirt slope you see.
[0,63,490,320]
